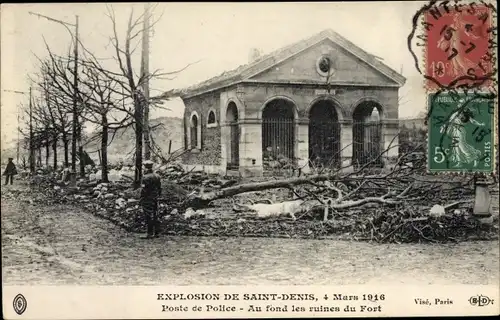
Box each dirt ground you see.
[2,182,499,285]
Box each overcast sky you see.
[1,2,426,148]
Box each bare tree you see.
[76,4,197,188]
[26,4,196,186]
[37,44,87,172]
[18,97,52,170]
[78,64,134,182]
[32,56,78,168]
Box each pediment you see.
[249,39,399,86]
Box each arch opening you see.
[226,102,239,122]
[226,102,239,169]
[308,100,341,168]
[190,114,199,149]
[262,99,296,170]
[352,101,383,167]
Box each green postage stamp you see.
[427,92,496,174]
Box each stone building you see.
[173,29,406,177]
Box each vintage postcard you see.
[1,1,498,319]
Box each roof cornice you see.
[175,28,406,99]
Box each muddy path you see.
[2,183,499,285]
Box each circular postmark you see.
[13,293,27,315]
[408,0,498,91]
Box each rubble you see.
[18,163,499,243]
[183,208,196,219]
[429,204,446,217]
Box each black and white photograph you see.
[1,1,498,318]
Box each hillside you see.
[1,116,184,167]
[84,116,184,164]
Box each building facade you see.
[174,29,406,177]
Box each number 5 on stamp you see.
[427,92,496,173]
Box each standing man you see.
[140,160,162,239]
[3,158,18,185]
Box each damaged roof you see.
[167,29,406,99]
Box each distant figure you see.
[3,158,18,185]
[140,160,162,239]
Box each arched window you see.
[261,98,296,170]
[207,108,217,128]
[191,115,198,148]
[352,101,383,167]
[308,99,341,168]
[187,111,202,150]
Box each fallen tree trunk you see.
[185,174,337,208]
[184,171,399,208]
[181,149,454,209]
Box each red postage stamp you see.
[424,3,495,89]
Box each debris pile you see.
[19,164,499,244]
[155,163,239,192]
[158,213,351,239]
[351,207,498,243]
[145,204,498,243]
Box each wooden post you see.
[72,15,79,176]
[142,3,151,160]
[168,140,172,155]
[17,106,20,165]
[29,87,35,173]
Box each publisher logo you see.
[13,294,27,315]
[469,295,493,307]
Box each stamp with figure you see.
[427,91,496,173]
[423,1,496,90]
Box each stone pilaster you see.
[382,119,399,166]
[239,119,263,177]
[220,122,230,171]
[296,119,310,174]
[340,120,353,168]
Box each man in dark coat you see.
[3,158,17,185]
[140,160,162,239]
